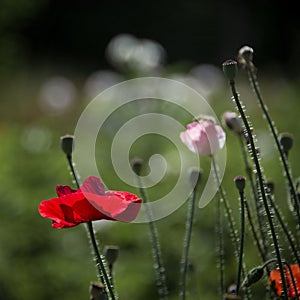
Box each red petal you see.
[71,199,109,222]
[56,185,77,197]
[39,199,78,228]
[38,192,86,228]
[80,176,105,195]
[287,264,300,297]
[39,177,141,228]
[84,191,142,222]
[269,269,283,296]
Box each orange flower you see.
[269,264,300,298]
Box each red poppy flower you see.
[269,264,300,298]
[39,176,142,228]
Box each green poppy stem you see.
[236,189,245,295]
[238,135,268,259]
[66,154,116,300]
[229,79,288,300]
[211,155,239,255]
[246,66,300,226]
[244,200,265,263]
[180,176,199,300]
[216,187,225,299]
[135,173,168,300]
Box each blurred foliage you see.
[1,56,300,299]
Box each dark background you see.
[1,0,299,76]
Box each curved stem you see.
[246,67,300,225]
[229,80,288,299]
[180,181,198,300]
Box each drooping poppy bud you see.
[222,111,244,134]
[242,266,264,288]
[238,46,254,65]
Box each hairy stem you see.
[180,181,199,300]
[229,79,288,299]
[238,135,268,258]
[136,175,168,300]
[236,190,245,295]
[246,66,300,225]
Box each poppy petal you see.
[80,176,105,195]
[56,185,77,197]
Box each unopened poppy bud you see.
[242,266,264,288]
[89,282,107,300]
[238,45,254,65]
[60,134,74,157]
[279,133,293,155]
[234,176,246,193]
[222,111,244,134]
[227,284,237,294]
[222,59,238,81]
[266,181,275,195]
[223,284,240,299]
[189,168,202,188]
[104,245,120,265]
[131,157,143,175]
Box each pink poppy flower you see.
[180,119,226,156]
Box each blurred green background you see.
[1,1,300,299]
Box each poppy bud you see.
[238,45,254,65]
[60,134,74,157]
[227,283,237,294]
[279,133,293,156]
[223,284,241,299]
[222,59,238,81]
[222,111,244,134]
[189,168,202,188]
[104,245,120,266]
[266,181,275,195]
[131,157,143,176]
[242,266,264,288]
[234,176,246,193]
[89,282,107,300]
